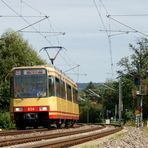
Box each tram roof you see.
[12,65,77,87]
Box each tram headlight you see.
[39,106,48,111]
[15,107,23,112]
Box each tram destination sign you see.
[15,69,46,75]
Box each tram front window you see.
[13,69,47,98]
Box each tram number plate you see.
[27,107,35,111]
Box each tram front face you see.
[11,68,48,127]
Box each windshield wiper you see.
[16,92,23,99]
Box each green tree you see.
[0,31,46,111]
[118,38,148,78]
[78,82,103,123]
[117,38,148,120]
[98,80,119,120]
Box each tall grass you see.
[0,112,15,129]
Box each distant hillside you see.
[77,82,103,91]
[77,83,88,91]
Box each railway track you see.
[0,125,105,147]
[32,126,122,148]
[0,124,83,137]
[0,128,47,136]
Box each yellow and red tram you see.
[10,65,79,129]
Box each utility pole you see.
[140,91,143,127]
[118,79,123,121]
[134,75,143,127]
[115,104,117,121]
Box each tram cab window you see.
[48,76,55,96]
[13,74,47,98]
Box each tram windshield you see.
[13,69,47,98]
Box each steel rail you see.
[0,124,83,136]
[0,128,47,136]
[0,125,105,147]
[31,127,122,148]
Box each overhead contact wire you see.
[17,16,49,32]
[1,0,52,45]
[22,0,46,16]
[21,0,74,73]
[110,14,148,17]
[93,0,114,76]
[107,15,148,37]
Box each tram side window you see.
[48,76,55,97]
[61,80,65,99]
[75,89,78,103]
[67,84,72,101]
[55,77,60,97]
[73,89,78,103]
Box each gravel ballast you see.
[71,127,148,148]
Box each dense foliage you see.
[78,81,119,123]
[117,38,148,120]
[78,82,103,123]
[0,112,15,129]
[0,31,45,111]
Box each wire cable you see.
[1,0,81,81]
[99,29,138,33]
[107,17,114,77]
[110,14,148,17]
[93,0,114,77]
[22,0,62,45]
[20,0,77,75]
[22,0,46,16]
[0,15,48,18]
[20,0,22,15]
[99,0,109,15]
[17,16,49,32]
[19,30,65,35]
[1,0,52,45]
[107,15,148,37]
[93,0,107,32]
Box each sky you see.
[0,0,148,83]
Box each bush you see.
[125,111,134,121]
[0,112,15,129]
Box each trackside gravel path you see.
[71,126,148,148]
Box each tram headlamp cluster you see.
[39,106,48,111]
[15,107,23,112]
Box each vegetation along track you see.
[0,124,105,147]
